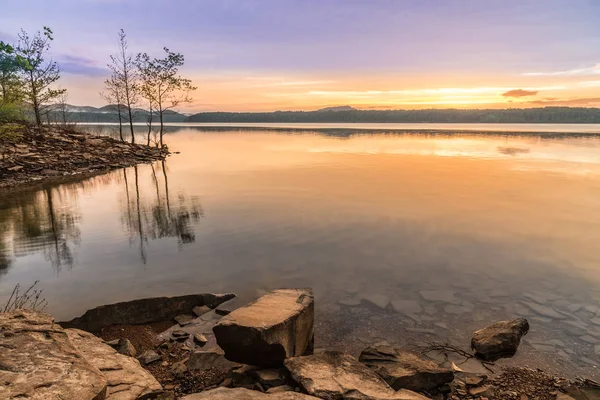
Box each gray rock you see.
[443,305,472,314]
[193,305,212,317]
[60,293,236,333]
[338,298,362,307]
[66,329,164,399]
[252,369,287,387]
[391,300,423,315]
[214,288,314,366]
[215,297,243,316]
[361,293,391,310]
[284,351,429,399]
[194,333,209,346]
[187,349,239,371]
[174,314,195,326]
[118,338,137,357]
[137,350,162,365]
[419,290,460,305]
[579,335,600,344]
[0,310,108,400]
[172,329,190,338]
[521,302,567,320]
[180,387,318,399]
[266,385,295,393]
[471,318,529,361]
[171,359,188,377]
[359,345,454,391]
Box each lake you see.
[1,124,600,378]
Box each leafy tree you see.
[13,27,65,127]
[137,49,196,147]
[107,29,139,143]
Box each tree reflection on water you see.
[0,159,202,272]
[120,160,203,264]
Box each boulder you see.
[180,387,318,399]
[65,329,163,400]
[359,345,454,391]
[0,310,107,400]
[60,293,235,333]
[213,288,314,366]
[284,351,429,399]
[471,318,529,361]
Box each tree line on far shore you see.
[0,27,195,148]
[185,107,600,124]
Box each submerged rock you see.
[284,351,429,399]
[359,345,454,391]
[0,310,107,400]
[180,387,318,399]
[471,318,530,361]
[213,288,314,366]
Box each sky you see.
[2,0,600,112]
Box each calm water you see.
[2,125,600,378]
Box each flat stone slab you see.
[60,293,235,333]
[391,300,423,315]
[0,310,107,400]
[214,288,314,366]
[419,290,460,305]
[181,387,318,399]
[284,351,429,399]
[65,329,163,400]
[359,345,454,391]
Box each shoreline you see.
[0,124,168,190]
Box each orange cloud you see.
[502,89,538,98]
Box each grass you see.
[2,280,48,312]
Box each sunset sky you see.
[2,0,600,112]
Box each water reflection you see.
[0,185,82,272]
[120,162,203,264]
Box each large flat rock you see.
[284,351,429,400]
[65,329,163,400]
[359,345,454,391]
[0,310,107,400]
[181,387,318,399]
[213,288,314,366]
[60,293,235,333]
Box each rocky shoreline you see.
[0,124,168,189]
[1,289,599,400]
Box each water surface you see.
[1,125,600,378]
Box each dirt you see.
[97,321,229,397]
[0,124,168,188]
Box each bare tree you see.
[136,49,196,147]
[13,27,65,127]
[53,89,70,126]
[107,29,139,143]
[101,75,125,141]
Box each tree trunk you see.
[159,108,164,148]
[116,103,124,141]
[128,105,135,144]
[146,103,153,146]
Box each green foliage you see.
[13,27,65,126]
[0,123,24,143]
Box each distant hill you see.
[184,107,600,124]
[317,105,357,112]
[54,104,187,123]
